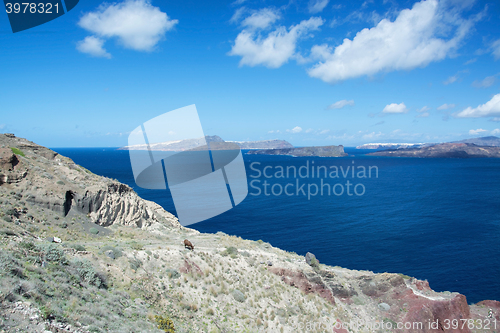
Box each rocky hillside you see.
[0,133,498,333]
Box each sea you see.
[52,147,500,304]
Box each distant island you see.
[119,135,293,151]
[356,142,427,149]
[367,142,500,158]
[247,145,348,157]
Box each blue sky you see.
[1,0,499,147]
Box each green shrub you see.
[222,246,238,258]
[166,268,180,279]
[72,259,107,288]
[128,257,142,271]
[309,257,320,270]
[99,246,122,258]
[0,252,23,277]
[72,244,86,251]
[89,227,99,235]
[129,241,143,250]
[0,228,16,236]
[18,241,35,251]
[36,244,67,264]
[155,314,175,333]
[10,147,25,157]
[2,216,12,222]
[231,289,246,303]
[56,180,65,185]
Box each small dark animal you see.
[184,239,194,250]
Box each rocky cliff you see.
[0,134,181,230]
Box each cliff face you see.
[368,143,500,158]
[247,145,348,157]
[0,134,181,230]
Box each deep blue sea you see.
[52,147,500,304]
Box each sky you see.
[1,0,499,147]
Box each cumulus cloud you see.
[78,0,178,55]
[491,128,500,135]
[469,128,487,135]
[307,0,472,83]
[229,17,324,68]
[382,102,408,114]
[455,93,500,118]
[287,126,303,133]
[437,103,455,110]
[417,106,430,113]
[472,75,496,88]
[492,39,500,60]
[319,129,330,134]
[308,0,329,14]
[241,8,280,30]
[327,99,354,109]
[76,36,111,58]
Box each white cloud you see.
[469,128,487,135]
[443,74,458,85]
[491,118,500,122]
[230,7,247,23]
[232,0,246,5]
[305,128,313,133]
[437,103,455,110]
[0,124,5,130]
[241,8,280,30]
[307,0,472,83]
[492,39,500,60]
[455,93,500,118]
[229,17,323,68]
[319,129,330,134]
[327,99,354,109]
[464,58,476,65]
[417,106,430,113]
[76,36,111,58]
[491,128,500,135]
[382,102,408,114]
[472,75,496,88]
[308,0,329,14]
[78,0,178,54]
[287,126,303,133]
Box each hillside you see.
[452,136,500,147]
[0,133,498,333]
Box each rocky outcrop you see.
[0,148,28,185]
[248,145,348,157]
[0,133,182,230]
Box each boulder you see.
[0,148,19,171]
[104,250,115,260]
[305,252,316,265]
